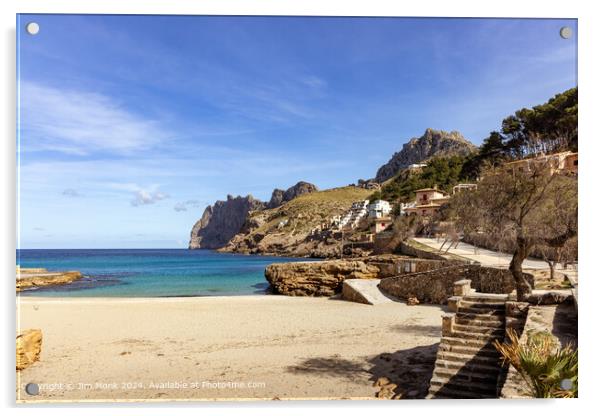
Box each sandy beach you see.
[17,295,445,402]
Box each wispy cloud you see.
[62,188,82,197]
[20,81,169,155]
[173,199,202,212]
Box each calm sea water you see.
[16,249,306,297]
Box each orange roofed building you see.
[505,151,578,176]
[404,188,450,217]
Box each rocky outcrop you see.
[16,268,83,292]
[219,186,374,257]
[375,128,477,182]
[265,260,380,296]
[267,181,318,209]
[189,195,265,249]
[189,181,318,250]
[16,329,42,370]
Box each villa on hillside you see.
[368,200,392,218]
[373,216,393,234]
[505,150,578,176]
[408,163,427,172]
[452,183,478,194]
[400,183,479,217]
[403,188,450,217]
[330,200,370,230]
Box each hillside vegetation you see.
[372,88,578,205]
[253,186,373,234]
[220,186,373,257]
[372,155,468,203]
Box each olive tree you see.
[447,163,577,301]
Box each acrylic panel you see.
[16,14,578,403]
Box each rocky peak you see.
[267,181,318,209]
[189,195,265,249]
[374,128,477,182]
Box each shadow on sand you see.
[286,343,439,399]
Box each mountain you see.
[189,181,318,250]
[374,128,477,183]
[220,186,373,257]
[267,181,318,209]
[188,195,265,249]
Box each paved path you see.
[414,237,550,270]
[341,279,394,305]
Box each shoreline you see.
[17,295,445,402]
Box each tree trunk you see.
[545,259,555,281]
[509,237,533,301]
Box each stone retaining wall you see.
[378,265,534,304]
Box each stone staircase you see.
[427,280,509,399]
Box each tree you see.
[500,88,577,158]
[447,163,577,301]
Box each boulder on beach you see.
[17,329,42,370]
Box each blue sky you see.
[17,15,577,248]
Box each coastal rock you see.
[189,181,318,250]
[267,181,318,209]
[189,195,265,249]
[265,260,380,296]
[16,329,42,370]
[375,128,477,182]
[16,268,83,292]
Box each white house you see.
[399,201,416,216]
[338,200,369,229]
[368,200,391,218]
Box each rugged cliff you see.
[375,128,476,182]
[189,195,265,249]
[267,181,318,209]
[189,181,319,250]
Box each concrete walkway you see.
[341,279,394,305]
[414,237,550,270]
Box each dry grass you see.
[255,186,373,234]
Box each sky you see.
[17,15,577,248]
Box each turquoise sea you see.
[16,249,307,297]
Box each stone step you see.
[437,350,501,366]
[463,293,509,303]
[439,341,501,358]
[451,330,505,342]
[433,365,501,382]
[457,306,505,316]
[440,336,500,350]
[429,377,498,396]
[455,311,505,323]
[453,323,506,335]
[454,316,505,329]
[427,385,492,400]
[459,300,506,310]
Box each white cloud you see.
[131,189,168,207]
[104,182,169,207]
[20,82,169,155]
